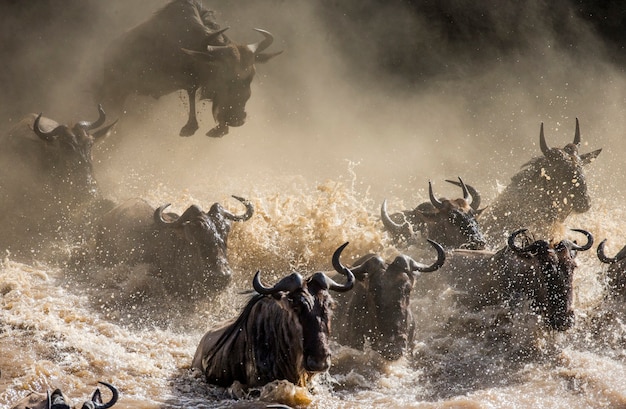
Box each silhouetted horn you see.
[539,122,550,155]
[573,118,581,146]
[33,113,63,141]
[445,177,481,210]
[409,239,446,273]
[222,195,254,221]
[380,199,409,234]
[429,180,444,210]
[247,28,274,54]
[597,239,623,264]
[563,228,593,252]
[330,242,355,292]
[154,204,203,227]
[253,271,303,295]
[207,27,230,43]
[83,382,119,409]
[508,229,547,254]
[77,104,106,130]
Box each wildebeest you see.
[597,239,626,298]
[334,239,446,361]
[480,119,601,245]
[97,0,281,138]
[419,228,593,331]
[93,195,253,296]
[381,178,486,250]
[9,381,118,409]
[0,105,117,257]
[192,243,354,387]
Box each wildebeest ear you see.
[255,50,283,63]
[580,148,602,165]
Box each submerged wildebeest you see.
[97,0,281,138]
[480,119,601,245]
[192,243,354,387]
[0,105,117,257]
[334,239,446,361]
[381,178,486,250]
[9,381,118,409]
[93,196,253,296]
[597,239,626,298]
[418,228,593,331]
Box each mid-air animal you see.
[333,239,446,360]
[597,239,626,299]
[0,105,117,257]
[9,381,118,409]
[418,228,593,331]
[96,0,281,137]
[192,243,354,387]
[93,196,253,296]
[381,178,486,250]
[480,119,601,245]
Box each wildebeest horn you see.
[445,178,481,210]
[83,382,119,409]
[33,113,64,141]
[253,271,303,295]
[507,228,547,254]
[328,242,355,292]
[154,204,203,227]
[247,28,274,54]
[207,27,230,43]
[539,122,550,155]
[563,228,593,251]
[222,195,254,221]
[428,180,444,210]
[596,239,626,264]
[410,239,446,273]
[380,199,409,234]
[573,118,581,146]
[77,104,106,130]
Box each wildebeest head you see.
[508,228,593,331]
[382,177,486,250]
[349,239,445,360]
[253,243,354,375]
[516,119,601,217]
[182,28,281,132]
[597,239,626,297]
[31,105,117,200]
[9,382,118,409]
[153,195,253,293]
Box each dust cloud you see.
[1,0,625,214]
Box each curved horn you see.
[207,27,229,43]
[247,28,274,54]
[222,195,254,221]
[507,229,542,254]
[410,239,446,273]
[253,271,303,295]
[597,239,617,264]
[445,177,482,210]
[539,122,550,155]
[33,113,63,141]
[428,180,444,210]
[328,242,355,292]
[77,104,106,130]
[573,118,581,146]
[91,382,119,409]
[153,204,202,227]
[567,228,594,251]
[380,199,408,234]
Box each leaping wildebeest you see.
[9,381,118,409]
[333,239,446,361]
[96,0,281,138]
[0,105,117,258]
[381,178,487,250]
[417,228,593,331]
[597,239,626,299]
[93,196,253,296]
[480,119,601,245]
[192,243,355,387]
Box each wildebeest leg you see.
[180,88,199,137]
[206,123,229,138]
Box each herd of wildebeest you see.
[1,0,624,408]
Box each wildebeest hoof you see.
[179,123,198,137]
[207,124,229,138]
